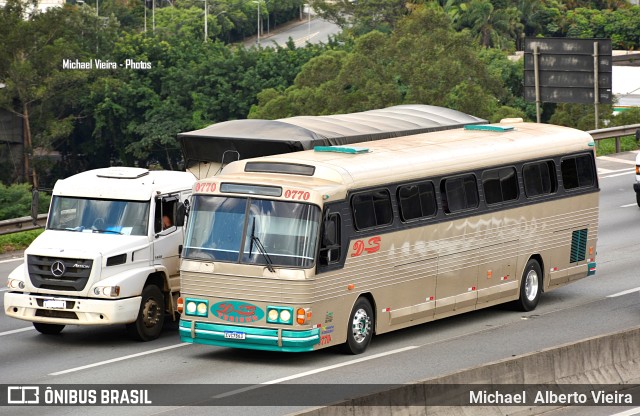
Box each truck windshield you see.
[47,196,150,236]
[183,195,320,269]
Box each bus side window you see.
[319,213,341,265]
[523,160,557,197]
[441,174,478,213]
[482,167,519,205]
[351,190,393,230]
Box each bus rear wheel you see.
[126,284,165,341]
[341,297,374,355]
[517,259,542,312]
[33,322,65,335]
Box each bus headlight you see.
[185,298,208,317]
[266,306,294,325]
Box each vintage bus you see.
[178,119,598,354]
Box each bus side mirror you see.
[322,219,337,246]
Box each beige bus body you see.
[179,121,598,353]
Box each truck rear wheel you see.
[33,322,65,335]
[126,284,165,341]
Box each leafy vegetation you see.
[0,229,43,255]
[0,183,49,220]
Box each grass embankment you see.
[0,229,43,255]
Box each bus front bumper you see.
[179,320,320,352]
[4,291,141,326]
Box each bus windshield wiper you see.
[249,217,275,273]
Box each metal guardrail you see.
[0,214,47,236]
[0,124,638,237]
[588,123,640,153]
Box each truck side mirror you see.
[176,202,186,227]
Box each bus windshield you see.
[47,196,150,236]
[183,195,320,269]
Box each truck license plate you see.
[224,331,245,340]
[43,300,65,309]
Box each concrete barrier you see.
[291,326,640,416]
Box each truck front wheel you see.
[33,322,65,335]
[126,284,165,341]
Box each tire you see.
[636,192,640,208]
[516,259,542,312]
[341,297,374,355]
[126,284,165,341]
[33,322,65,335]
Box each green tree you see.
[0,1,118,187]
[310,0,409,35]
[0,182,50,220]
[456,0,522,49]
[250,5,508,120]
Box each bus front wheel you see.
[517,259,542,312]
[126,284,165,341]
[341,297,374,355]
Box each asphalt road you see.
[2,151,640,416]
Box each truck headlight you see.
[7,278,25,290]
[93,286,120,297]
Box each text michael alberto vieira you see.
[62,59,151,70]
[469,389,633,405]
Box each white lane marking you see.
[608,408,640,416]
[601,170,634,179]
[49,343,190,375]
[0,257,22,264]
[621,203,638,208]
[0,327,35,336]
[598,155,637,165]
[213,345,419,399]
[607,287,640,298]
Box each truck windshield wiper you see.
[249,217,275,273]
[92,228,123,235]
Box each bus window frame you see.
[350,188,394,231]
[440,173,480,214]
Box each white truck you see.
[4,167,195,341]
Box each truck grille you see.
[27,255,93,292]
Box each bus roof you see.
[216,121,595,194]
[178,105,486,177]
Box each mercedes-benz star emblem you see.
[50,261,66,277]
